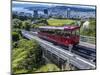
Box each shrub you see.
[12,32,19,41]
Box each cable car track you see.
[74,45,96,53]
[30,30,96,63]
[22,30,96,69]
[61,45,96,63]
[30,26,96,63]
[31,31,96,63]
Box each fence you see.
[80,35,96,44]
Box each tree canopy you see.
[12,39,43,74]
[12,19,22,29]
[22,20,32,31]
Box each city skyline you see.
[12,1,96,12]
[12,1,96,19]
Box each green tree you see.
[31,24,37,28]
[22,20,32,31]
[12,19,22,29]
[12,32,20,41]
[12,39,43,74]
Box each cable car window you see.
[75,30,80,35]
[64,31,71,37]
[41,30,55,34]
[71,31,75,35]
[71,30,80,36]
[55,30,63,36]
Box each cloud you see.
[12,1,95,9]
[65,5,95,9]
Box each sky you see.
[12,1,96,13]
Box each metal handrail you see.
[80,35,95,44]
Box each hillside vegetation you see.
[12,39,43,74]
[35,64,60,72]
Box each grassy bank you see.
[47,19,76,26]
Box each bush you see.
[80,19,96,37]
[12,32,19,41]
[36,64,60,72]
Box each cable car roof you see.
[39,26,80,31]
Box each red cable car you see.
[38,26,80,46]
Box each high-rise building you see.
[44,9,48,15]
[33,10,38,18]
[67,8,71,18]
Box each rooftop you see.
[39,26,80,31]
